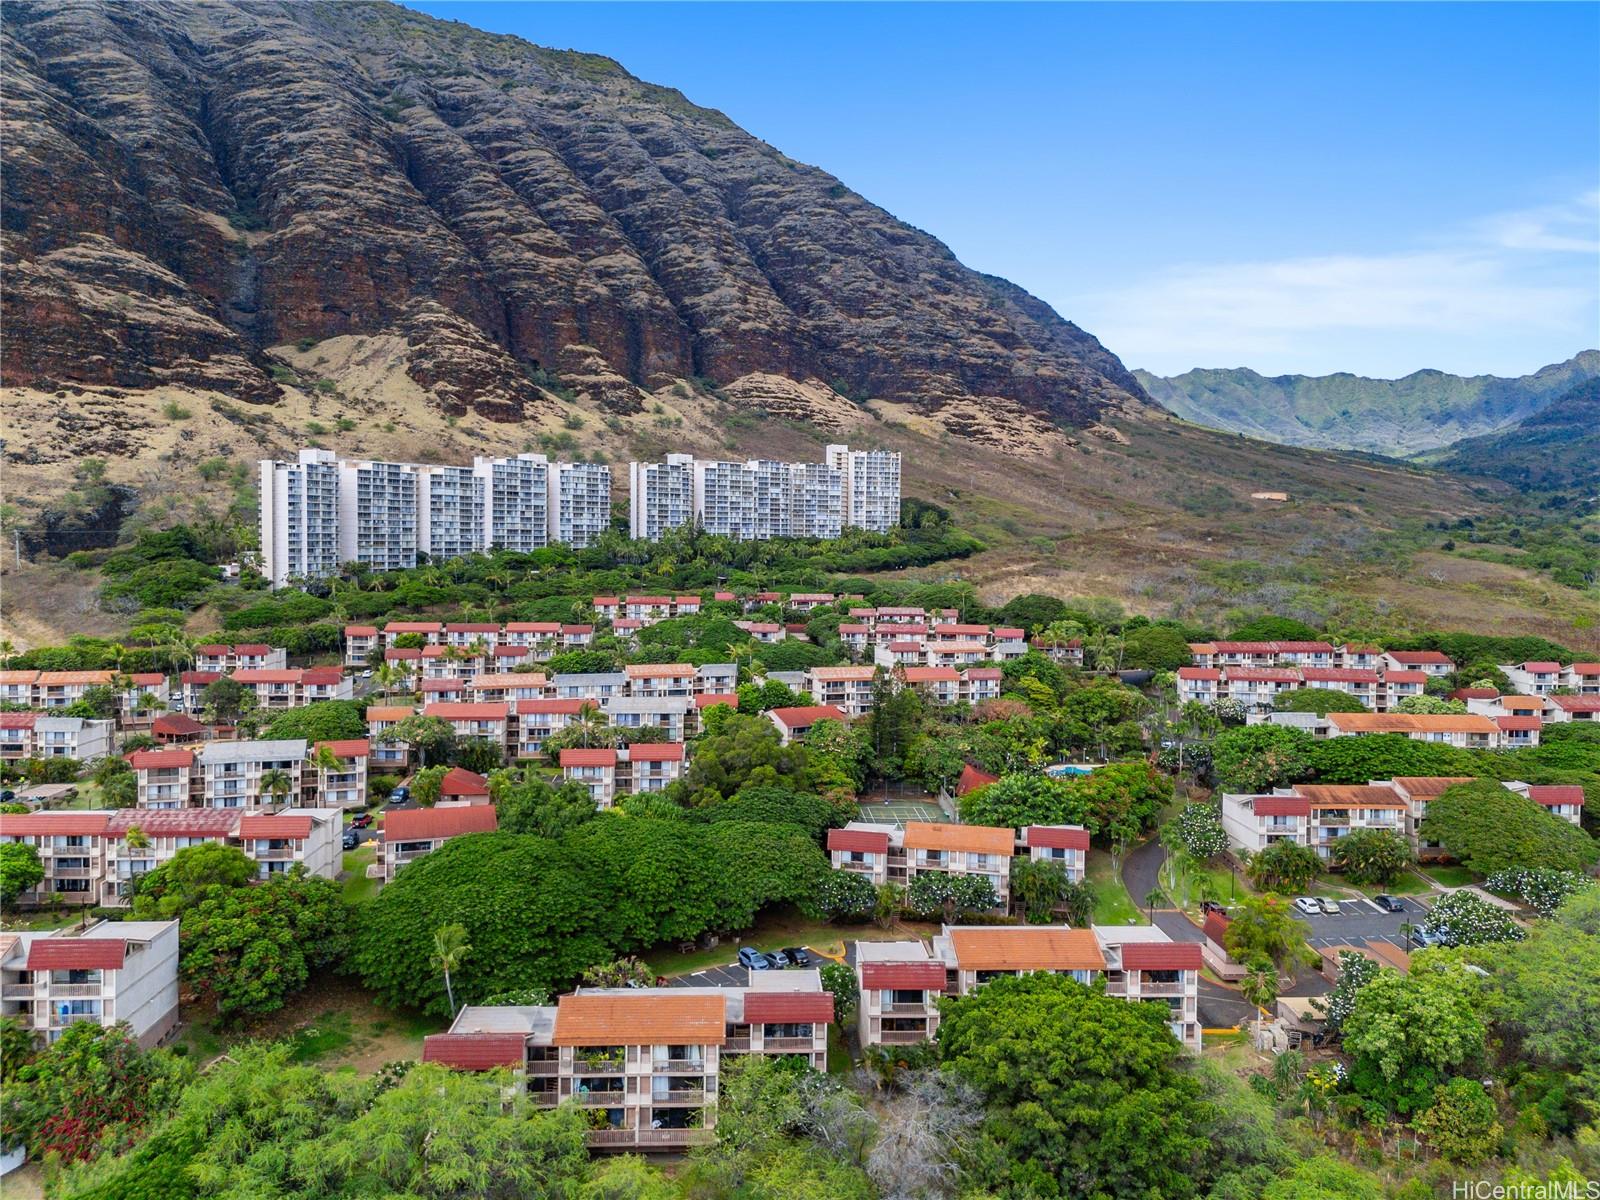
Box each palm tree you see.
[1240,959,1279,1046]
[165,630,198,676]
[259,768,294,808]
[0,639,15,670]
[125,825,150,851]
[1087,631,1124,674]
[432,923,471,1016]
[311,744,343,800]
[573,702,608,749]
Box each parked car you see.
[1318,897,1341,915]
[1199,901,1228,917]
[1294,897,1321,915]
[737,947,774,971]
[1411,926,1444,948]
[350,812,374,829]
[0,790,14,803]
[342,829,360,851]
[782,946,812,967]
[768,949,792,968]
[1372,894,1405,913]
[391,786,410,803]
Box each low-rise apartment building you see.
[380,805,498,882]
[367,706,414,771]
[827,820,1012,910]
[512,699,589,758]
[0,715,114,764]
[431,973,833,1150]
[1545,695,1600,723]
[559,744,687,807]
[767,705,848,745]
[0,812,110,906]
[197,739,309,808]
[0,921,180,1048]
[231,667,352,711]
[1020,825,1089,882]
[194,644,287,673]
[313,739,369,808]
[423,702,510,747]
[1381,650,1455,677]
[1325,712,1500,748]
[808,666,877,717]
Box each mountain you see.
[1436,377,1600,493]
[1134,352,1600,456]
[0,0,1146,426]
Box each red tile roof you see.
[768,705,846,729]
[901,667,960,683]
[1252,796,1310,817]
[516,699,589,715]
[384,648,422,661]
[0,713,36,730]
[384,806,498,841]
[1386,650,1452,665]
[859,961,946,990]
[1301,668,1380,683]
[743,991,834,1024]
[1177,667,1221,681]
[1527,785,1584,807]
[827,828,890,854]
[239,814,314,839]
[316,739,370,757]
[1552,696,1600,712]
[560,748,617,767]
[554,992,726,1045]
[421,1032,527,1070]
[1026,825,1089,851]
[232,669,300,684]
[625,743,685,762]
[1121,942,1203,970]
[424,703,508,720]
[233,644,273,656]
[694,694,736,709]
[0,812,113,837]
[151,713,205,736]
[1203,910,1231,945]
[438,767,490,797]
[385,622,443,633]
[1518,662,1561,673]
[180,671,223,684]
[301,668,344,686]
[108,809,236,837]
[1496,716,1542,731]
[27,938,126,971]
[956,763,999,797]
[128,748,195,769]
[345,625,379,636]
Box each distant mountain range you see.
[1134,351,1600,457]
[1435,377,1600,493]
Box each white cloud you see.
[1077,192,1599,378]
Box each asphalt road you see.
[1293,894,1433,951]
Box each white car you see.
[1293,897,1321,916]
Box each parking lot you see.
[1293,894,1433,950]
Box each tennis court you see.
[855,798,948,826]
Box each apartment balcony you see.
[572,1056,625,1074]
[880,1002,932,1017]
[722,1036,751,1052]
[650,1088,707,1106]
[251,849,298,861]
[652,1058,705,1073]
[49,867,97,879]
[388,849,435,865]
[573,1088,628,1106]
[2,984,36,1000]
[47,983,105,998]
[1131,981,1187,997]
[525,1059,559,1076]
[588,1128,713,1149]
[528,1088,560,1106]
[878,1029,931,1045]
[759,1037,814,1053]
[50,1011,103,1028]
[838,859,878,874]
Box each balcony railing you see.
[50,1011,102,1028]
[878,1029,930,1045]
[722,1036,751,1051]
[759,1037,814,1052]
[572,1056,625,1074]
[2,984,35,999]
[573,1088,627,1105]
[48,983,105,998]
[587,1127,713,1148]
[650,1088,706,1105]
[880,1002,930,1016]
[653,1058,705,1072]
[525,1059,559,1076]
[1132,982,1186,997]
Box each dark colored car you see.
[781,946,812,967]
[391,786,411,803]
[0,790,14,803]
[350,812,374,829]
[342,829,360,851]
[1372,894,1405,913]
[1199,901,1228,917]
[737,947,774,971]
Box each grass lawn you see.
[1313,870,1431,898]
[1087,854,1145,926]
[342,845,379,905]
[175,974,436,1069]
[826,1025,853,1075]
[643,904,937,978]
[0,908,83,933]
[1419,864,1479,888]
[1164,860,1251,910]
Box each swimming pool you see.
[1046,763,1098,778]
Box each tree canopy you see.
[1419,780,1599,875]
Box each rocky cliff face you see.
[1,0,1147,427]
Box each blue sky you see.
[406,2,1598,379]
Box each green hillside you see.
[1135,351,1600,456]
[1436,376,1600,493]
